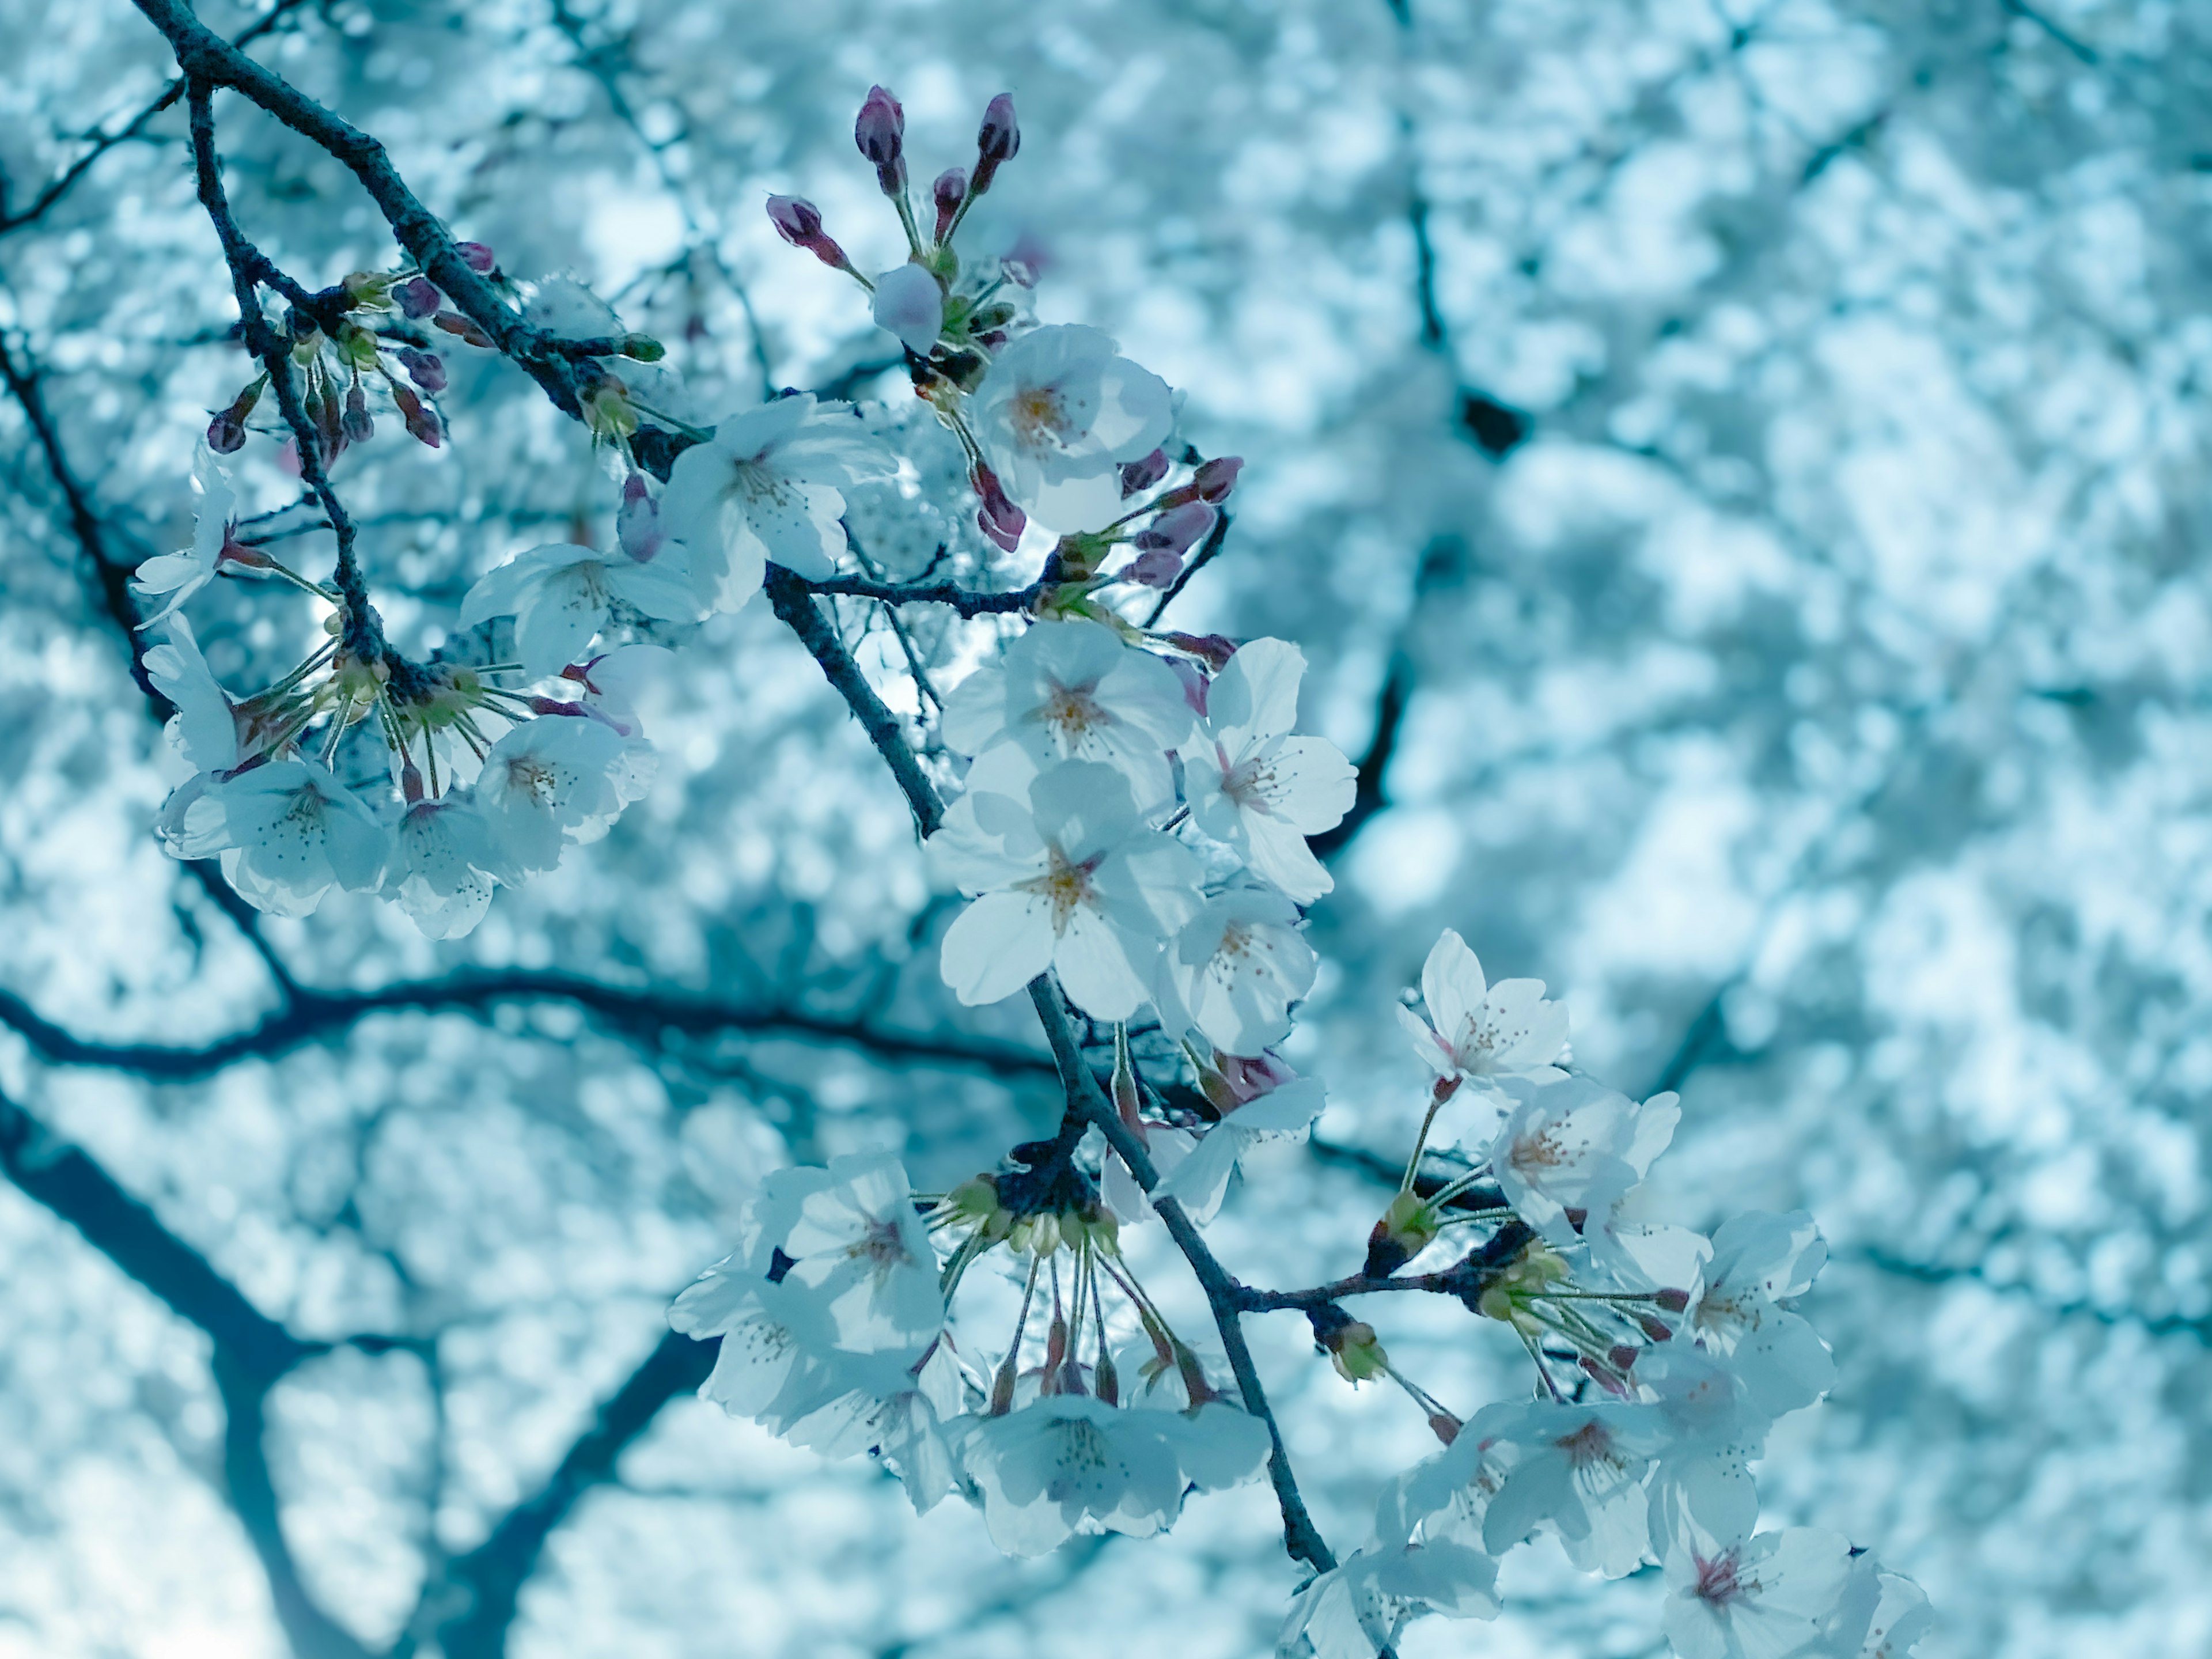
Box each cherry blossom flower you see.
[459,539,698,679]
[662,394,893,609]
[940,619,1195,808]
[871,262,944,356]
[1160,885,1319,1056]
[1849,1567,1932,1659]
[931,759,1202,1019]
[955,1396,1268,1555]
[175,759,389,916]
[131,445,241,627]
[1180,638,1355,905]
[1680,1211,1836,1419]
[1465,1399,1669,1577]
[779,1153,944,1353]
[1487,1074,1680,1245]
[1150,1050,1325,1222]
[1279,1537,1499,1659]
[1660,1515,1863,1659]
[143,617,238,774]
[969,324,1173,532]
[779,1336,969,1514]
[474,715,639,873]
[1397,929,1570,1089]
[387,792,503,937]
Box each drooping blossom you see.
[474,715,639,873]
[459,539,698,679]
[1278,1537,1499,1659]
[940,618,1195,808]
[1397,928,1570,1089]
[143,616,239,774]
[954,1395,1269,1555]
[132,445,244,627]
[386,791,503,938]
[1463,1399,1670,1578]
[931,759,1201,1019]
[174,759,389,916]
[1180,638,1355,905]
[662,395,894,609]
[969,324,1173,532]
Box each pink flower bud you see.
[1220,1049,1299,1105]
[972,93,1019,193]
[433,312,494,349]
[1133,501,1215,556]
[396,276,442,319]
[456,241,497,274]
[1123,547,1181,588]
[617,472,664,562]
[1194,454,1243,501]
[206,408,247,453]
[395,348,446,392]
[855,85,906,195]
[389,382,442,448]
[972,462,1026,551]
[931,167,968,241]
[1654,1287,1691,1313]
[1165,630,1237,671]
[525,696,588,717]
[766,195,851,271]
[341,385,374,444]
[1119,448,1169,497]
[1637,1313,1674,1343]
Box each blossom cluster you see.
[153,68,1927,1657]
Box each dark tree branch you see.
[0,0,310,236]
[423,1331,715,1659]
[1308,650,1412,860]
[0,1085,372,1659]
[133,0,590,421]
[0,971,1057,1084]
[802,571,1044,619]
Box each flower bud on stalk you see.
[932,168,968,242]
[855,85,906,196]
[1364,1188,1441,1279]
[971,461,1026,552]
[971,93,1020,195]
[454,240,498,274]
[765,195,856,274]
[206,377,264,453]
[389,382,442,448]
[1310,1304,1390,1385]
[396,348,446,393]
[434,312,495,349]
[395,276,442,319]
[1119,447,1169,497]
[341,385,374,445]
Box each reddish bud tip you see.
[1194,454,1244,502]
[932,167,968,240]
[1428,1412,1462,1446]
[1134,501,1216,557]
[1637,1313,1675,1343]
[1608,1344,1641,1372]
[396,276,442,319]
[1165,630,1238,671]
[767,194,824,244]
[206,410,247,453]
[395,348,446,393]
[1654,1287,1692,1313]
[455,241,497,274]
[971,462,1027,550]
[1119,448,1169,497]
[972,93,1020,193]
[856,85,906,194]
[1123,547,1182,589]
